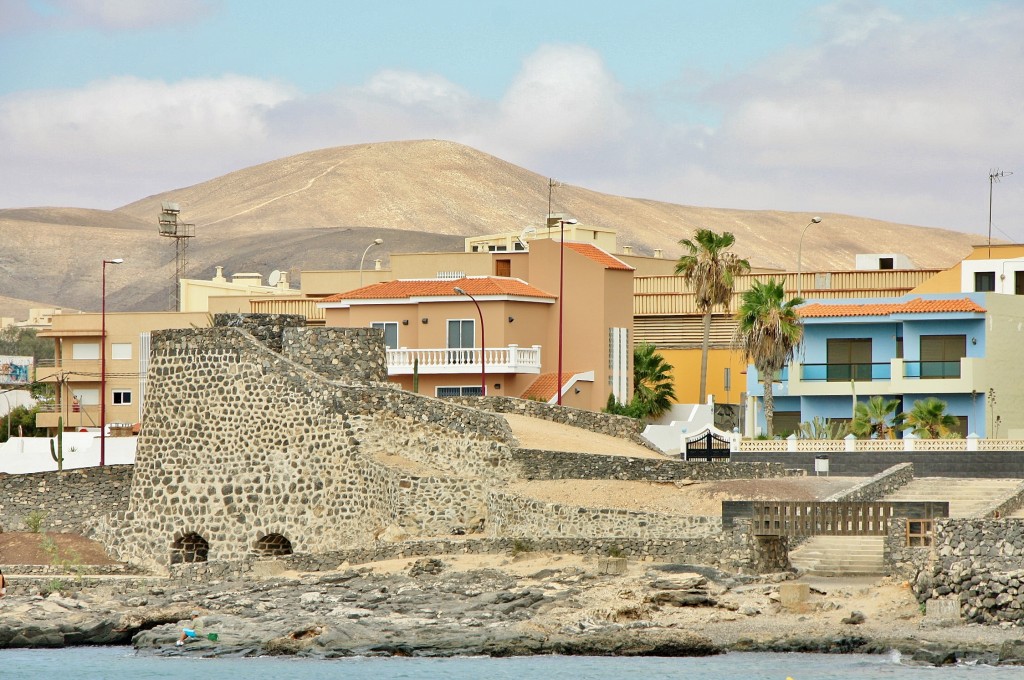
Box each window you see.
[919,334,966,379]
[75,388,99,406]
[878,257,894,270]
[895,337,903,359]
[111,342,132,360]
[826,338,872,381]
[773,411,801,438]
[371,322,398,350]
[447,319,474,363]
[72,342,99,360]
[436,386,483,398]
[112,390,132,405]
[974,271,996,292]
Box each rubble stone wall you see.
[453,396,657,451]
[0,466,132,533]
[904,518,1024,625]
[511,449,786,481]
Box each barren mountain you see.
[1,139,983,320]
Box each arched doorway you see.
[170,532,210,564]
[252,533,293,558]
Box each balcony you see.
[800,362,892,382]
[787,357,981,397]
[386,345,542,375]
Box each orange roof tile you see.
[564,242,634,271]
[321,277,555,303]
[519,372,574,401]
[799,297,986,318]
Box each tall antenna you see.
[157,202,196,310]
[989,169,1013,257]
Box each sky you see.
[1,0,1022,240]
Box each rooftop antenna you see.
[989,169,1012,258]
[157,201,196,310]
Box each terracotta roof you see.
[564,242,634,271]
[520,372,574,401]
[321,277,555,303]
[799,297,986,318]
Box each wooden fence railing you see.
[749,501,948,537]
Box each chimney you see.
[622,246,633,255]
[653,249,663,259]
[213,266,226,282]
[374,259,382,271]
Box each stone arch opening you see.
[170,532,210,564]
[253,533,293,558]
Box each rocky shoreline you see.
[3,553,1024,666]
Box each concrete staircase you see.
[881,477,1023,518]
[789,535,885,576]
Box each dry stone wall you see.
[454,396,658,451]
[511,449,786,481]
[107,316,777,572]
[109,324,528,569]
[0,466,132,533]
[282,327,388,383]
[487,490,721,539]
[899,518,1024,625]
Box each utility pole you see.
[989,169,1013,258]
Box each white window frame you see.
[371,321,399,350]
[112,389,132,405]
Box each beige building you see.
[36,311,211,433]
[319,238,636,412]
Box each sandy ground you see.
[503,413,666,458]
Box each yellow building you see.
[36,311,211,433]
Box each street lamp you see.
[453,286,486,396]
[359,238,384,286]
[546,216,578,405]
[101,257,123,467]
[796,217,822,299]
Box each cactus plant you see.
[49,415,64,471]
[413,358,420,393]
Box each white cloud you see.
[2,7,1023,238]
[0,75,294,206]
[44,0,213,30]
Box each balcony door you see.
[826,338,872,381]
[920,335,966,379]
[447,319,474,363]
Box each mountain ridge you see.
[1,139,982,320]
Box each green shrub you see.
[25,510,46,533]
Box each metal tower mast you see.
[157,202,195,311]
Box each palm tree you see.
[851,395,904,439]
[904,397,960,438]
[675,229,750,403]
[735,279,804,437]
[630,343,677,420]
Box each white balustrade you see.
[386,344,542,375]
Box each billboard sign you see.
[1,356,33,385]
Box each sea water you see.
[2,648,1024,679]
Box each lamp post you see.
[359,238,384,286]
[101,257,123,467]
[547,216,578,405]
[454,286,486,396]
[796,217,822,299]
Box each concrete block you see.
[597,557,627,575]
[925,598,962,624]
[779,582,809,608]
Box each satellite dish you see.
[268,270,281,286]
[517,226,538,250]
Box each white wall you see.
[0,433,136,474]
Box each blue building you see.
[743,293,1024,438]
